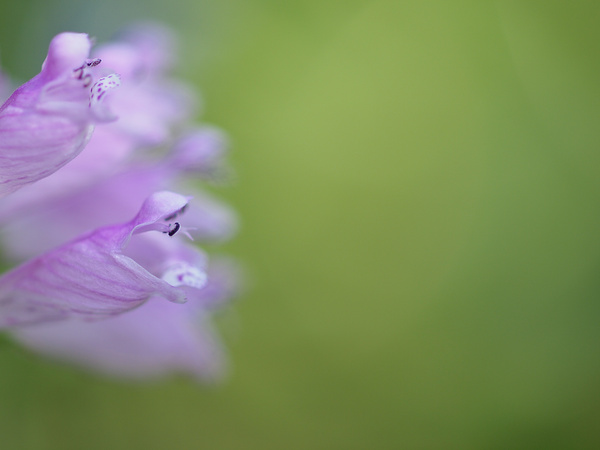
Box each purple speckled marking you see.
[89,73,121,107]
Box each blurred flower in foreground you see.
[0,24,239,381]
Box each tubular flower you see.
[0,24,240,381]
[0,191,196,327]
[0,33,119,197]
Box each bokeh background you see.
[1,0,600,448]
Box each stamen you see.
[166,222,181,237]
[73,59,102,85]
[86,58,102,67]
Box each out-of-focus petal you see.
[12,296,225,381]
[0,191,197,327]
[92,40,196,146]
[170,127,229,177]
[115,21,179,73]
[183,193,239,242]
[194,258,241,310]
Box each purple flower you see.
[0,25,240,381]
[0,191,197,327]
[0,33,120,197]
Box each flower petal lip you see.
[0,32,118,198]
[0,191,195,328]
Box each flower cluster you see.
[0,24,238,381]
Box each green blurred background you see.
[1,0,600,448]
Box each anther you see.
[167,222,181,237]
[74,59,102,81]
